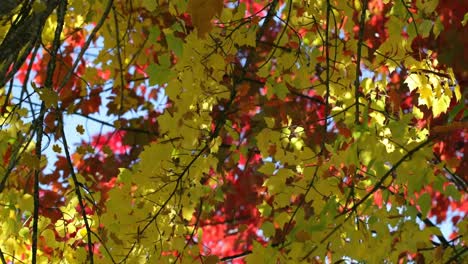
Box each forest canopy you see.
[0,0,467,263]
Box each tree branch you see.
[354,0,367,125]
[32,1,67,262]
[0,247,7,264]
[219,250,253,262]
[59,112,95,263]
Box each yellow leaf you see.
[182,206,195,221]
[22,153,40,170]
[42,14,61,44]
[188,0,223,37]
[32,84,59,108]
[142,0,157,11]
[454,84,461,101]
[78,227,88,239]
[404,73,423,92]
[210,136,222,153]
[432,95,450,117]
[361,78,373,95]
[417,85,433,106]
[412,106,424,119]
[264,117,275,128]
[370,111,386,125]
[17,194,33,212]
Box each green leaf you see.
[463,12,468,26]
[165,34,184,57]
[149,26,161,42]
[420,0,438,14]
[445,184,461,201]
[258,202,272,217]
[147,63,174,86]
[159,53,171,67]
[258,162,276,175]
[418,193,432,216]
[261,221,275,237]
[433,19,444,38]
[419,20,433,38]
[271,82,288,99]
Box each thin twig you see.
[112,6,126,117]
[59,112,95,263]
[219,250,253,262]
[32,1,67,262]
[0,247,7,264]
[322,0,332,152]
[354,0,367,125]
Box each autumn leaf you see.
[142,0,157,12]
[187,0,223,37]
[1,1,466,263]
[52,144,62,153]
[204,255,219,264]
[76,124,85,135]
[32,83,59,108]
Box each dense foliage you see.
[0,0,466,263]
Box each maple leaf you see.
[32,83,59,108]
[0,1,466,263]
[76,124,85,135]
[52,144,62,153]
[188,0,223,37]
